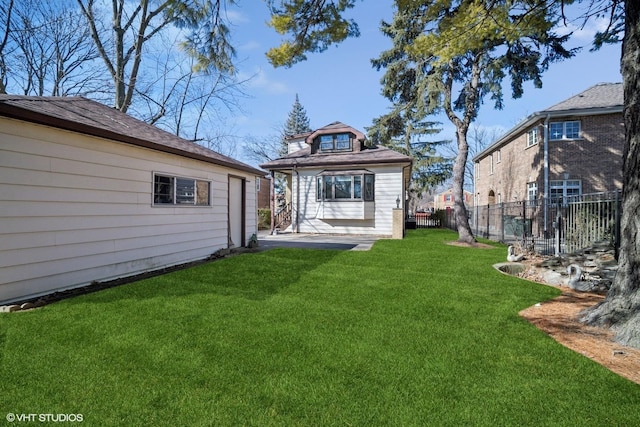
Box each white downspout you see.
[294,164,300,233]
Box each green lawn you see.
[1,229,638,426]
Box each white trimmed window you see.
[527,182,538,204]
[489,154,494,175]
[317,173,374,201]
[153,173,211,206]
[319,133,352,152]
[550,121,581,140]
[550,179,582,204]
[527,128,538,147]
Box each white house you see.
[260,122,413,236]
[0,95,264,304]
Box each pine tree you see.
[280,94,311,156]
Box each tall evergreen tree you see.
[367,111,452,210]
[280,93,311,156]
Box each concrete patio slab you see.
[257,230,383,251]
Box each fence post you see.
[474,205,478,237]
[554,210,562,257]
[521,200,527,247]
[485,204,490,238]
[615,190,621,259]
[500,202,505,242]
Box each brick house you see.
[433,188,474,211]
[473,83,623,208]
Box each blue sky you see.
[226,3,622,164]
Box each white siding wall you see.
[291,166,404,236]
[0,117,258,303]
[287,138,306,154]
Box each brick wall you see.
[549,113,624,193]
[474,112,623,205]
[257,176,271,209]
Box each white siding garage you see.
[0,95,263,304]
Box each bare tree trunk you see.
[453,128,475,243]
[442,58,479,244]
[582,0,640,349]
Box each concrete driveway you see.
[257,230,382,251]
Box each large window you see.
[550,179,581,204]
[319,133,352,152]
[550,121,581,140]
[154,174,210,206]
[317,173,374,201]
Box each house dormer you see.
[306,122,366,155]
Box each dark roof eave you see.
[261,157,413,170]
[0,103,265,176]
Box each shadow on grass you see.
[55,248,346,306]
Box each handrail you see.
[274,203,292,230]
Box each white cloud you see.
[239,68,290,95]
[555,16,612,44]
[226,9,249,25]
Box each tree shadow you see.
[37,248,346,306]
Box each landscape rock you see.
[514,242,618,293]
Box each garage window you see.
[153,173,210,206]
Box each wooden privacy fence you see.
[469,191,621,256]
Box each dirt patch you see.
[445,241,495,249]
[515,254,640,385]
[520,289,640,384]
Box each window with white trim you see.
[527,128,538,147]
[153,173,211,206]
[527,182,538,205]
[550,179,582,204]
[317,173,374,201]
[550,121,581,140]
[319,133,352,152]
[489,154,494,175]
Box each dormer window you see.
[319,133,352,152]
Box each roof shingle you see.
[545,82,622,112]
[0,95,264,176]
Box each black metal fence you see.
[473,191,622,255]
[420,191,622,256]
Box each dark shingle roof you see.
[262,121,412,170]
[305,121,366,144]
[260,144,412,170]
[545,82,622,112]
[0,95,264,176]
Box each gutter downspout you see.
[543,115,550,236]
[294,163,300,233]
[270,170,275,235]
